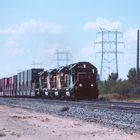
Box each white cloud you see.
[0,19,61,35]
[4,38,16,47]
[124,28,137,43]
[10,47,29,57]
[0,19,62,58]
[122,28,137,71]
[84,17,122,31]
[3,45,29,57]
[76,42,101,65]
[79,43,96,56]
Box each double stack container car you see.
[0,62,99,100]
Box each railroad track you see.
[27,98,140,113]
[85,102,140,113]
[1,97,140,113]
[40,99,140,113]
[73,100,140,113]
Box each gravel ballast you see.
[0,97,139,134]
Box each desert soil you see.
[0,105,139,140]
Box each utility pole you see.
[136,29,140,79]
[95,28,124,80]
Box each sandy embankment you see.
[0,105,139,140]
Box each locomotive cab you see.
[69,62,98,100]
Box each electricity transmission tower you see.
[95,28,124,80]
[54,50,72,67]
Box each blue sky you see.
[0,0,139,79]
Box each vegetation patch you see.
[98,68,140,102]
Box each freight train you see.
[0,62,99,100]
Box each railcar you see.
[1,68,44,97]
[0,61,99,100]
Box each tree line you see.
[98,68,140,98]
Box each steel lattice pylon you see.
[54,50,72,68]
[95,28,124,80]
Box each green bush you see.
[129,87,140,97]
[98,67,140,98]
[112,80,134,96]
[98,79,135,97]
[98,80,117,94]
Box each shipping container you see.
[24,70,28,96]
[20,71,23,96]
[0,79,3,96]
[3,77,10,96]
[13,75,17,96]
[17,72,21,96]
[1,78,4,95]
[9,77,13,96]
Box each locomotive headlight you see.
[91,84,94,87]
[79,84,82,87]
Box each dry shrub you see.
[11,115,32,119]
[41,117,50,122]
[0,132,6,137]
[99,93,129,101]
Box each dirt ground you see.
[0,105,139,140]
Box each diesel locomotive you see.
[0,62,99,100]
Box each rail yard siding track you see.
[0,97,139,134]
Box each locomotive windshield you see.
[79,73,94,80]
